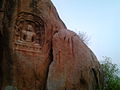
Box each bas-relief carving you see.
[13,12,45,54]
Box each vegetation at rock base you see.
[100,56,120,90]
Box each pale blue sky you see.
[51,0,120,64]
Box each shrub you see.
[101,56,120,90]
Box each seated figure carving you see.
[20,24,36,44]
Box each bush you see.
[101,56,120,90]
[78,31,90,45]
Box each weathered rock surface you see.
[47,30,102,90]
[0,0,102,90]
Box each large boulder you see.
[0,0,102,90]
[47,30,102,90]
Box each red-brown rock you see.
[0,0,102,90]
[47,30,102,90]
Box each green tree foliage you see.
[101,56,120,90]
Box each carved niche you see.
[13,12,45,54]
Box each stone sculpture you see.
[0,0,103,90]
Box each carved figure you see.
[21,24,36,42]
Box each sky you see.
[51,0,120,65]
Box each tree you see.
[78,31,90,45]
[101,56,120,90]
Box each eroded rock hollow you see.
[0,0,103,90]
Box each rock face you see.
[0,0,102,90]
